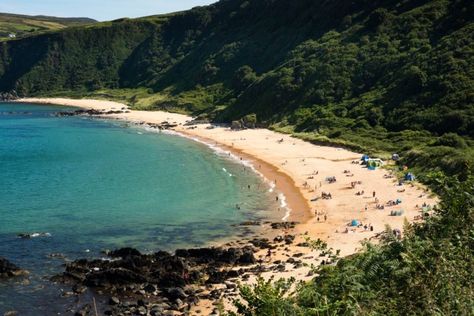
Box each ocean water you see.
[0,103,280,314]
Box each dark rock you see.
[274,264,286,272]
[273,235,284,243]
[108,247,142,258]
[270,222,298,230]
[249,238,273,249]
[144,283,156,293]
[296,242,310,247]
[175,246,255,265]
[137,299,147,307]
[226,270,240,278]
[109,296,120,305]
[165,287,187,300]
[284,235,295,244]
[0,257,28,278]
[238,221,261,226]
[84,268,147,287]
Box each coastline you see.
[13,97,438,313]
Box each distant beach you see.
[16,97,438,313]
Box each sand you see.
[16,98,438,313]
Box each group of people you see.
[321,192,333,199]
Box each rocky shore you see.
[52,245,260,315]
[0,91,18,102]
[46,219,306,316]
[0,257,28,278]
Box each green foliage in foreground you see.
[230,175,474,316]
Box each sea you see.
[0,103,281,315]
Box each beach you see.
[16,97,438,314]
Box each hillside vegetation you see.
[231,174,474,315]
[0,12,95,41]
[0,0,472,179]
[0,1,472,315]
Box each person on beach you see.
[324,215,327,221]
[373,191,376,198]
[266,249,272,260]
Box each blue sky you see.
[0,0,218,21]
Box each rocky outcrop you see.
[0,91,18,101]
[54,246,257,315]
[271,221,299,229]
[0,257,28,278]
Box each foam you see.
[125,123,292,221]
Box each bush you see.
[434,133,468,149]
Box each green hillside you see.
[0,0,472,179]
[0,12,96,41]
[0,1,472,315]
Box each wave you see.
[222,167,233,177]
[124,123,292,221]
[17,232,51,239]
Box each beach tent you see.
[351,219,360,226]
[367,158,384,170]
[405,173,416,181]
[392,153,400,161]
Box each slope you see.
[0,0,472,178]
[0,12,96,41]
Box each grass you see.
[0,13,95,41]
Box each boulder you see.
[165,287,187,300]
[0,258,28,278]
[108,247,142,258]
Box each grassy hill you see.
[0,1,472,315]
[0,0,471,180]
[0,12,96,41]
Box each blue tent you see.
[405,173,415,181]
[351,219,360,226]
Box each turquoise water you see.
[0,103,278,314]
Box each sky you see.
[0,0,218,21]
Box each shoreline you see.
[14,97,438,252]
[175,129,312,223]
[15,97,311,224]
[12,97,438,314]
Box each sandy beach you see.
[16,97,438,314]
